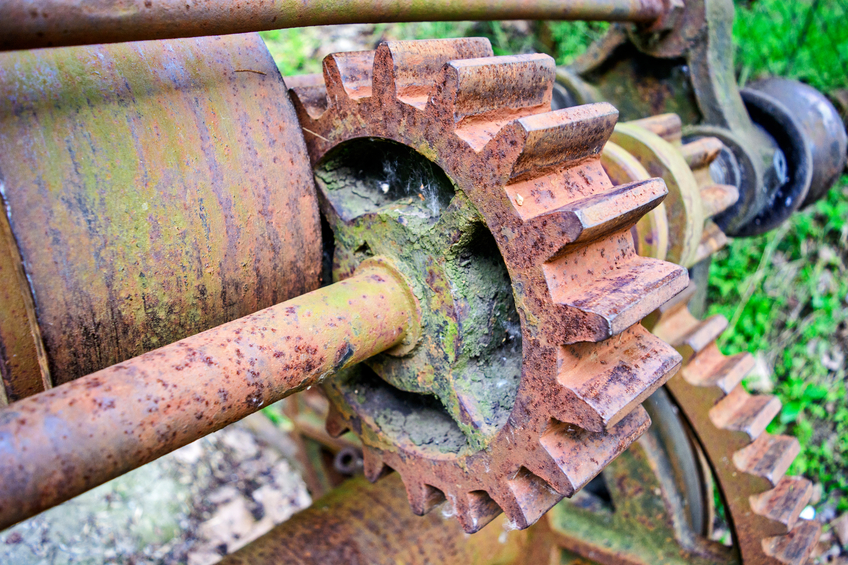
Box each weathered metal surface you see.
[0,258,419,531]
[547,389,736,564]
[288,37,688,533]
[653,283,821,565]
[601,141,669,261]
[744,78,847,209]
[610,121,704,267]
[218,474,537,565]
[560,0,827,237]
[0,215,46,403]
[0,0,666,51]
[0,34,321,389]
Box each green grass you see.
[262,0,848,515]
[707,181,848,513]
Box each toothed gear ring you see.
[287,38,688,533]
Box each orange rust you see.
[654,283,821,564]
[290,38,688,533]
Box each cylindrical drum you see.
[0,33,322,401]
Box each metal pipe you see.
[0,258,418,531]
[218,474,534,565]
[1,0,666,52]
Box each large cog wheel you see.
[286,38,688,533]
[653,286,821,564]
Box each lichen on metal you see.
[0,33,322,387]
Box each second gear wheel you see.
[286,38,688,533]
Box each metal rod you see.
[0,258,418,531]
[217,474,533,565]
[1,0,666,51]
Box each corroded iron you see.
[607,113,738,268]
[547,388,736,564]
[0,258,419,531]
[0,0,666,51]
[218,474,550,565]
[0,34,322,391]
[288,37,688,533]
[652,284,821,565]
[554,0,847,237]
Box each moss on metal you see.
[317,138,522,453]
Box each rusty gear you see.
[653,286,821,565]
[546,112,820,564]
[287,37,688,533]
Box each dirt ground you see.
[0,411,310,565]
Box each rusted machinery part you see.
[730,79,848,235]
[0,258,419,531]
[555,0,843,237]
[546,387,738,564]
[217,473,563,565]
[652,284,821,565]
[0,0,668,52]
[287,37,688,533]
[282,391,363,498]
[0,34,322,401]
[603,113,738,268]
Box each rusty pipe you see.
[1,0,666,51]
[0,257,418,531]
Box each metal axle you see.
[0,258,418,531]
[0,0,666,51]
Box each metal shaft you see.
[0,259,417,531]
[1,0,666,51]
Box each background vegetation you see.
[262,0,848,520]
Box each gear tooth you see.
[286,73,329,120]
[520,179,668,256]
[362,446,391,482]
[684,344,753,394]
[540,406,651,493]
[503,467,564,529]
[627,113,682,143]
[657,282,697,317]
[700,183,739,218]
[554,325,681,432]
[693,221,729,264]
[372,38,493,108]
[710,386,782,440]
[427,54,554,149]
[325,402,350,438]
[403,479,446,516]
[681,137,724,169]
[544,234,688,342]
[519,451,576,497]
[763,520,821,565]
[752,476,813,534]
[734,434,800,486]
[322,50,375,103]
[454,490,503,534]
[495,103,618,182]
[658,313,728,361]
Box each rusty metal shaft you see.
[1,0,665,51]
[0,258,418,531]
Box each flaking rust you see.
[289,37,689,533]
